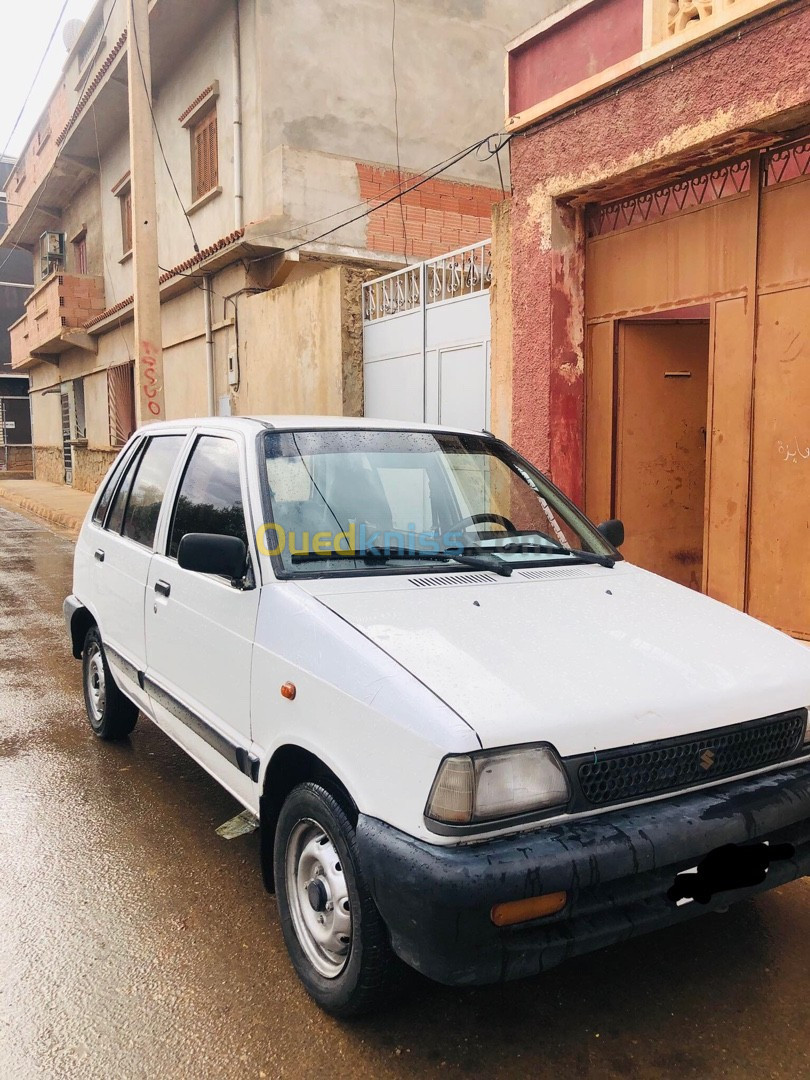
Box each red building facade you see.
[499,0,810,639]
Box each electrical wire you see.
[91,102,133,362]
[244,130,504,260]
[390,0,407,264]
[129,0,200,253]
[0,0,121,278]
[0,0,71,162]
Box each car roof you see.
[134,415,492,437]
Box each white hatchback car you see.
[66,416,810,1015]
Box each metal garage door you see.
[362,240,491,432]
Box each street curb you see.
[0,487,84,538]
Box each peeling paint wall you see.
[509,5,810,494]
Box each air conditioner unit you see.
[39,230,66,280]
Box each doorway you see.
[614,321,710,589]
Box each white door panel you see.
[438,343,489,430]
[143,433,259,805]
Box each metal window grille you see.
[191,107,218,202]
[108,363,136,447]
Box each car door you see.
[144,432,260,808]
[90,433,187,713]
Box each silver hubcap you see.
[286,819,351,978]
[86,641,106,723]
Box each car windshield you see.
[260,429,617,576]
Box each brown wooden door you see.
[615,322,710,588]
[747,286,810,637]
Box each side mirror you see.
[597,519,625,549]
[177,533,248,579]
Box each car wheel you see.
[82,626,139,740]
[274,781,396,1017]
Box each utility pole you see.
[126,0,165,425]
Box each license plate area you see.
[667,840,794,906]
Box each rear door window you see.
[93,440,140,526]
[109,435,185,547]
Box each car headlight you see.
[426,744,570,826]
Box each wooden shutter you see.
[192,107,218,201]
[120,188,133,253]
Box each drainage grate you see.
[577,711,807,807]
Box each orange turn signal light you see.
[490,891,567,927]
[281,682,297,700]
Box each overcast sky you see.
[1,0,98,158]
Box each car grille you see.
[577,711,807,807]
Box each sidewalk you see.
[0,478,92,538]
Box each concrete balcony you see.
[506,0,789,131]
[9,274,105,371]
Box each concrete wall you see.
[235,265,364,417]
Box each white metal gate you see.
[362,240,491,431]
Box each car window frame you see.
[104,432,189,550]
[119,432,187,548]
[104,437,149,536]
[164,432,252,573]
[91,436,145,529]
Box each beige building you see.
[4,0,557,490]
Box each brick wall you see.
[357,163,502,259]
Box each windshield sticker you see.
[538,496,569,548]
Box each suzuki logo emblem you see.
[700,748,716,771]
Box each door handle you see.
[154,580,171,598]
[94,549,105,563]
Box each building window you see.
[190,106,218,202]
[119,183,133,255]
[73,233,88,275]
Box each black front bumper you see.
[356,761,810,986]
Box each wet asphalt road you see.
[1,503,809,1080]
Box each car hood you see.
[299,564,810,754]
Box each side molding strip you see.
[142,674,259,781]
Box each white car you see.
[65,416,810,1016]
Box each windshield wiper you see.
[499,542,615,568]
[291,546,513,577]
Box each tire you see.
[82,626,139,740]
[274,781,396,1017]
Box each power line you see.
[91,102,132,362]
[274,132,504,256]
[0,0,71,161]
[157,129,505,291]
[129,1,199,253]
[0,0,121,278]
[391,0,407,264]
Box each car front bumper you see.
[356,761,810,986]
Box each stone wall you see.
[0,446,34,477]
[73,446,120,493]
[33,446,64,485]
[340,267,374,417]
